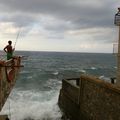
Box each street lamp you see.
[115,8,120,85]
[115,8,120,25]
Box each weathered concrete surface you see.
[80,75,120,120]
[58,75,120,120]
[0,115,8,120]
[0,57,21,111]
[59,79,80,120]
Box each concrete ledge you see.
[58,75,120,120]
[80,75,120,120]
[0,57,21,111]
[0,115,8,120]
[62,79,79,103]
[58,90,79,120]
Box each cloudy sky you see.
[0,0,119,53]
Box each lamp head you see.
[118,8,120,12]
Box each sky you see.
[0,0,120,53]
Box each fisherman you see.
[4,40,15,60]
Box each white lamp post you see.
[115,8,120,85]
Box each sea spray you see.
[1,89,62,120]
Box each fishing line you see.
[0,75,2,110]
[8,98,11,120]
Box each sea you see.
[0,51,117,120]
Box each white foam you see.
[78,69,86,74]
[99,75,111,82]
[53,71,59,75]
[20,70,29,74]
[1,89,62,120]
[114,66,117,69]
[91,67,97,70]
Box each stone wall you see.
[58,75,120,120]
[59,79,80,120]
[0,57,21,111]
[80,75,120,120]
[0,115,8,120]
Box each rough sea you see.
[0,51,117,120]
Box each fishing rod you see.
[14,28,21,49]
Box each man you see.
[4,40,15,60]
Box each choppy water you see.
[0,51,117,120]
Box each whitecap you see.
[78,69,86,74]
[1,89,62,120]
[91,67,97,70]
[114,66,117,69]
[53,71,59,75]
[27,76,33,79]
[20,70,29,74]
[99,75,111,82]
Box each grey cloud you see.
[0,13,37,27]
[0,0,119,40]
[47,33,64,40]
